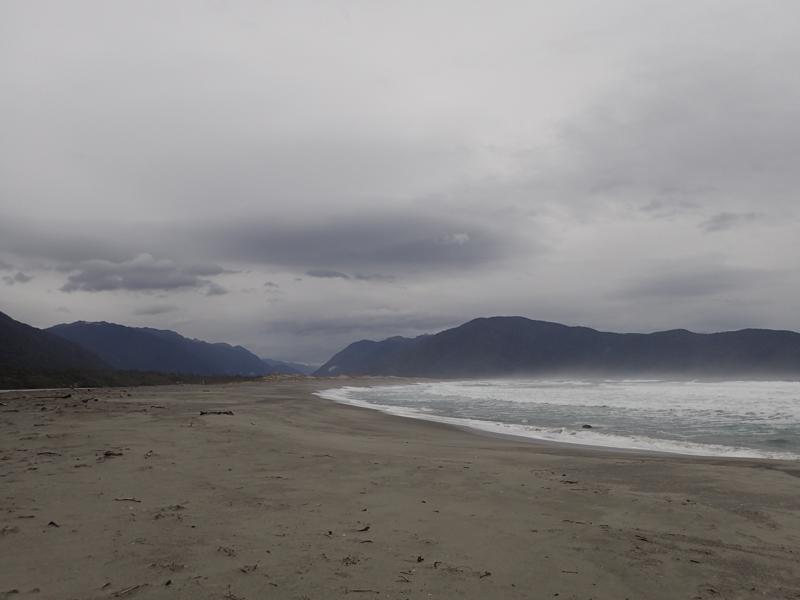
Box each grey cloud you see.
[205,282,229,296]
[184,264,228,276]
[621,266,774,300]
[306,269,350,280]
[60,253,226,293]
[639,198,700,218]
[354,273,396,283]
[2,2,800,361]
[2,271,33,285]
[133,304,179,316]
[0,260,13,270]
[0,211,524,278]
[202,213,521,274]
[305,269,396,283]
[0,220,132,264]
[544,52,800,221]
[699,212,762,233]
[263,281,282,299]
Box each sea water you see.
[315,379,800,460]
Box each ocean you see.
[315,379,800,460]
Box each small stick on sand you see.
[113,583,146,597]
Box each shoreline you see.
[314,380,800,463]
[1,380,799,599]
[313,381,800,473]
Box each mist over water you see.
[316,379,800,460]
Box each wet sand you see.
[1,379,799,599]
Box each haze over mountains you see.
[260,358,316,376]
[316,316,800,378]
[4,310,800,386]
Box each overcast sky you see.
[2,1,799,363]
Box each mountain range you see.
[4,311,800,385]
[315,316,800,378]
[0,311,109,372]
[0,310,312,385]
[47,321,300,377]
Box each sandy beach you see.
[1,379,799,600]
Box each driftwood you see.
[114,583,147,597]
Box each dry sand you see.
[1,379,799,600]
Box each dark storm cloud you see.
[2,271,33,285]
[699,212,762,233]
[201,213,520,273]
[0,211,522,278]
[60,254,227,294]
[133,304,179,316]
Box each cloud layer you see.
[2,271,33,286]
[2,1,799,361]
[59,254,226,294]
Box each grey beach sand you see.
[1,380,799,599]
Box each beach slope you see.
[1,380,798,599]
